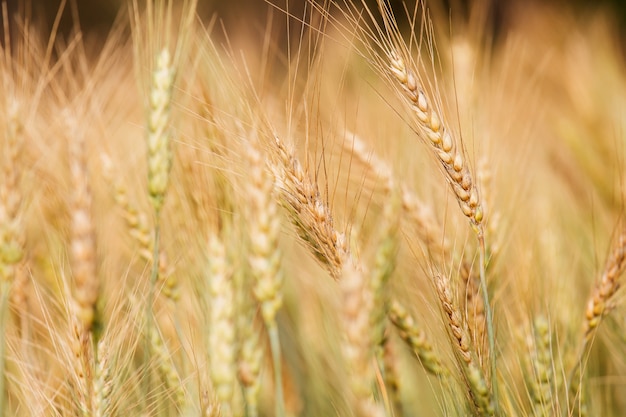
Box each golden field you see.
[0,0,624,415]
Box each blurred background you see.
[5,0,626,45]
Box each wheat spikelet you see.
[583,223,626,341]
[269,136,349,279]
[435,274,493,416]
[389,300,447,376]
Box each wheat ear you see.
[389,300,447,376]
[0,99,24,285]
[270,136,349,279]
[383,32,499,408]
[435,274,493,416]
[147,48,174,214]
[526,316,555,416]
[246,140,285,416]
[102,156,178,301]
[0,99,24,415]
[370,188,400,351]
[567,223,626,408]
[207,234,236,415]
[68,117,99,336]
[237,319,263,417]
[381,333,403,415]
[93,339,112,417]
[583,223,626,341]
[340,260,384,417]
[461,262,486,363]
[387,51,482,228]
[63,112,100,416]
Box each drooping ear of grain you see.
[269,136,349,279]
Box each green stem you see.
[267,323,285,417]
[478,232,498,416]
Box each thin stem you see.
[142,221,161,409]
[0,284,9,416]
[478,232,498,416]
[267,323,285,417]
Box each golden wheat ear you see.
[583,223,626,342]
